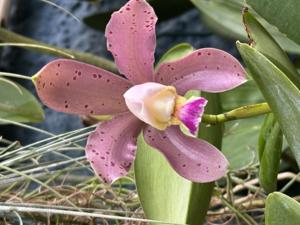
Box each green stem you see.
[0,28,117,73]
[202,102,271,124]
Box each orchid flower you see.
[33,0,246,184]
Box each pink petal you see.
[86,112,144,183]
[143,125,228,182]
[105,0,157,84]
[155,48,247,95]
[35,59,132,115]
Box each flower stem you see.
[202,102,271,124]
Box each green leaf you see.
[265,192,300,225]
[84,0,193,31]
[191,0,300,54]
[221,80,264,111]
[243,11,300,89]
[156,43,194,67]
[258,114,282,193]
[0,78,44,123]
[222,117,261,170]
[237,42,300,168]
[247,0,300,47]
[0,28,117,73]
[135,93,222,225]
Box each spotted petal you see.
[86,112,144,183]
[155,48,247,95]
[105,0,157,84]
[34,59,132,115]
[143,125,228,182]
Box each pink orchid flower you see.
[33,0,246,184]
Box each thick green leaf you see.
[0,78,44,123]
[84,0,193,31]
[191,0,300,54]
[265,192,300,225]
[247,0,300,47]
[258,114,282,193]
[237,42,300,168]
[243,11,300,89]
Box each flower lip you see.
[123,82,177,130]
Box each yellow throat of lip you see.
[144,86,187,130]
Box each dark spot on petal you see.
[101,156,105,160]
[78,71,81,76]
[182,164,186,167]
[84,105,88,108]
[93,74,97,78]
[90,110,94,114]
[66,82,70,86]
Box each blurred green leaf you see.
[191,0,300,54]
[265,192,300,225]
[258,114,282,193]
[243,11,300,89]
[0,28,117,73]
[222,117,261,170]
[0,78,44,124]
[237,42,300,169]
[247,0,300,47]
[220,80,264,111]
[84,0,193,31]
